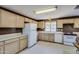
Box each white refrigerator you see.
[23,23,37,47]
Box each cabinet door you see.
[38,33,42,40]
[37,21,45,29]
[63,19,73,23]
[0,46,4,54]
[44,33,49,41]
[16,15,24,28]
[48,33,54,42]
[74,18,79,28]
[55,33,63,43]
[0,9,16,28]
[41,33,45,40]
[38,33,44,40]
[5,38,19,54]
[19,36,27,51]
[57,20,63,28]
[0,42,4,54]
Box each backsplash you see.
[0,28,22,35]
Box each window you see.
[45,21,56,32]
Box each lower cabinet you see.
[55,33,63,43]
[48,33,54,42]
[4,38,19,54]
[38,33,44,41]
[44,34,49,41]
[0,36,28,54]
[0,46,4,54]
[19,36,28,51]
[38,33,54,42]
[0,42,4,54]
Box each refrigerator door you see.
[30,23,37,31]
[28,31,37,47]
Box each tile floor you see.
[19,41,77,54]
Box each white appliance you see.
[23,23,37,47]
[55,32,63,43]
[64,35,77,46]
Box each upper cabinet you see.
[0,9,16,28]
[57,19,74,28]
[37,21,45,29]
[63,19,74,23]
[0,9,24,28]
[25,18,37,23]
[57,20,64,28]
[74,18,79,28]
[16,15,24,28]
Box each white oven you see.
[64,34,77,46]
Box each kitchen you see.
[0,5,79,54]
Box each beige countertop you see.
[0,33,27,41]
[38,31,63,34]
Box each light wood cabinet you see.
[57,19,74,28]
[4,38,19,54]
[19,36,27,51]
[44,34,49,41]
[0,41,4,54]
[74,18,79,28]
[0,35,28,54]
[48,33,54,42]
[38,33,54,42]
[38,33,45,41]
[0,9,25,28]
[63,19,74,23]
[37,21,45,29]
[0,9,16,28]
[16,15,24,28]
[57,20,63,28]
[55,33,63,43]
[25,18,37,23]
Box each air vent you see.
[75,5,79,9]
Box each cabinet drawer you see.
[5,38,19,44]
[20,36,27,39]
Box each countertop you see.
[0,33,27,41]
[38,31,63,34]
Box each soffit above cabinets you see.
[1,5,79,20]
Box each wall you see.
[0,28,22,35]
[37,17,79,32]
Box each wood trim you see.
[37,16,79,21]
[1,6,79,22]
[54,16,79,20]
[0,6,37,21]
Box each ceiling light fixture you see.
[34,6,57,14]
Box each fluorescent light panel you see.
[35,7,57,14]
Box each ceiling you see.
[1,5,79,20]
